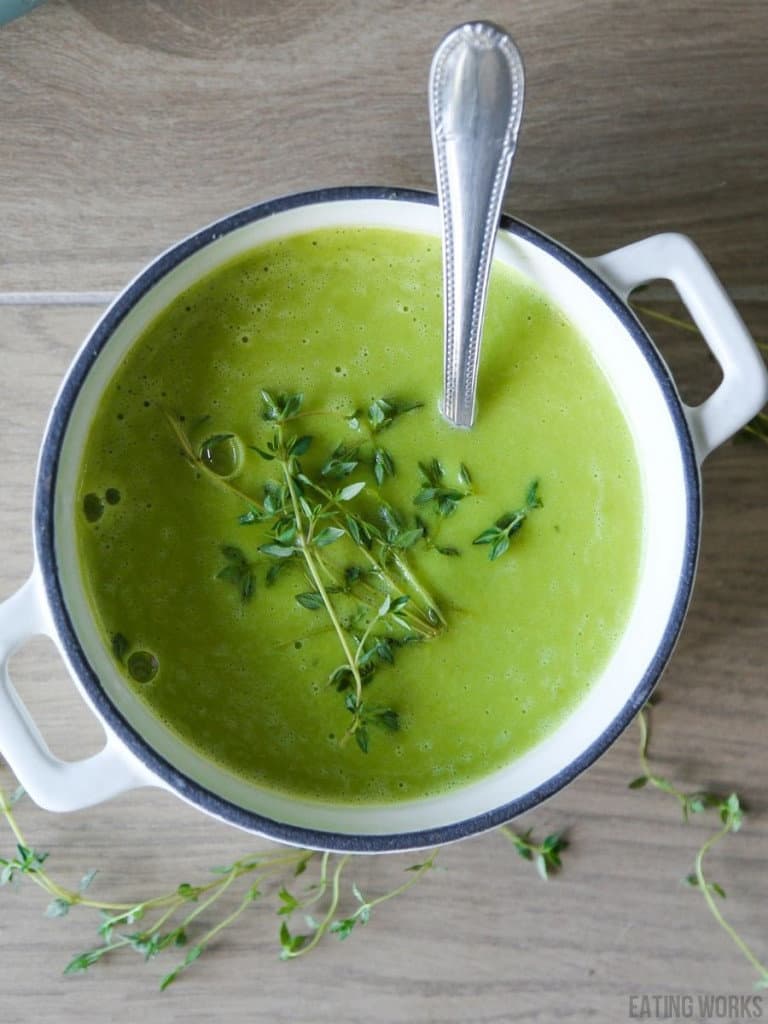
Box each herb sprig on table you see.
[0,769,563,989]
[628,699,768,987]
[2,695,766,990]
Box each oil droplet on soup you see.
[127,650,159,684]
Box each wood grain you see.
[0,3,766,1021]
[1,1,766,293]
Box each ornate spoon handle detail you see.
[429,22,525,428]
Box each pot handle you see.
[0,574,156,812]
[587,232,768,463]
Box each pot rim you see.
[34,185,700,852]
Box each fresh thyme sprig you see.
[6,687,767,993]
[0,775,442,989]
[293,471,444,635]
[329,397,423,485]
[413,458,472,518]
[267,404,373,744]
[498,826,568,880]
[473,480,542,561]
[165,390,447,751]
[629,699,768,988]
[164,392,547,747]
[276,849,438,958]
[0,766,569,989]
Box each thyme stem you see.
[283,854,351,959]
[632,704,768,985]
[277,426,364,714]
[300,475,444,635]
[694,822,768,980]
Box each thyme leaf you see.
[414,458,471,518]
[215,546,256,603]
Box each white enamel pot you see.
[1,188,766,853]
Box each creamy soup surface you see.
[75,227,643,804]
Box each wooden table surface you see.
[1,2,766,1021]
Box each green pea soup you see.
[75,227,643,805]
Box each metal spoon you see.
[429,22,525,428]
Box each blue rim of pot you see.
[34,186,700,853]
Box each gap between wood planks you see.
[0,284,767,309]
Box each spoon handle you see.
[429,22,525,428]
